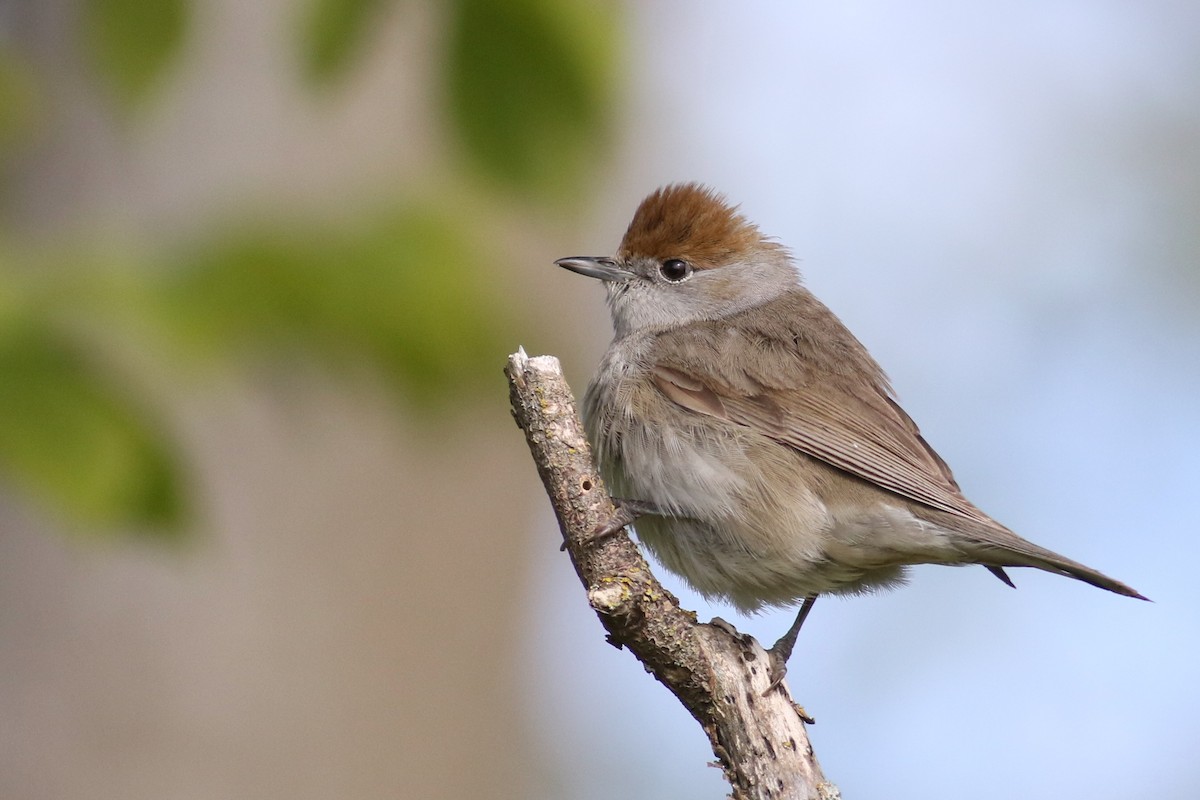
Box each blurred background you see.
[0,1,1196,798]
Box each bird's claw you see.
[590,498,662,542]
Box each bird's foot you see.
[760,596,817,698]
[595,498,661,538]
[765,646,790,694]
[561,498,663,551]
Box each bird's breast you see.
[583,345,749,520]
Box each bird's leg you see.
[562,498,664,551]
[764,596,817,695]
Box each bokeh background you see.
[1,2,1197,798]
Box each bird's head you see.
[557,183,798,337]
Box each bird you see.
[556,182,1146,688]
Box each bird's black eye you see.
[659,258,693,283]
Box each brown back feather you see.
[649,289,991,523]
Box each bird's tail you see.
[964,525,1148,601]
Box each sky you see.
[523,4,1200,798]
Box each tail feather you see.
[985,565,1016,588]
[965,526,1149,601]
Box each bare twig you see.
[506,349,838,800]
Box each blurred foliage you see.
[0,317,184,532]
[447,0,618,197]
[164,206,506,407]
[301,0,389,85]
[0,0,619,535]
[84,0,188,107]
[0,51,38,159]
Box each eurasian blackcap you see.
[558,183,1146,687]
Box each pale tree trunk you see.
[506,350,840,800]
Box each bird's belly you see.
[606,415,902,609]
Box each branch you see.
[506,349,839,800]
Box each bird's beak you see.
[555,256,635,283]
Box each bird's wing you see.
[648,297,991,524]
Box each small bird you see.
[557,182,1146,688]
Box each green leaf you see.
[84,0,187,107]
[300,0,390,85]
[0,50,39,159]
[167,205,511,408]
[446,0,619,198]
[0,323,186,532]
